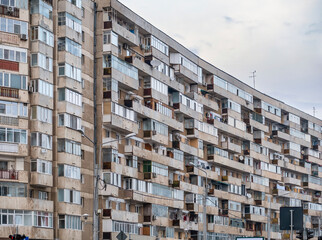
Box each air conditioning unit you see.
[6,7,14,15]
[20,34,27,41]
[152,173,157,178]
[152,130,157,135]
[152,215,157,221]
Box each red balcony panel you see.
[0,60,19,71]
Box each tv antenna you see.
[249,70,256,89]
[313,107,316,117]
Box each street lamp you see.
[189,162,208,240]
[78,129,135,240]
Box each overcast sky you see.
[119,0,322,120]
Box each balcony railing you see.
[0,170,18,180]
[0,87,19,98]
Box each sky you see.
[119,0,322,120]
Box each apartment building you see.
[0,0,321,239]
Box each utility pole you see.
[249,70,256,89]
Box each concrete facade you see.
[0,0,321,240]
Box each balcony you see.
[103,21,139,46]
[171,180,198,193]
[124,145,184,171]
[172,141,198,156]
[173,103,203,122]
[30,172,53,187]
[244,118,269,133]
[121,189,183,209]
[127,56,184,93]
[282,177,302,186]
[102,209,139,222]
[209,118,253,141]
[254,138,281,152]
[245,213,267,223]
[254,108,281,123]
[102,102,139,134]
[0,170,18,180]
[207,84,254,111]
[254,169,281,182]
[173,64,199,84]
[221,141,242,153]
[143,130,168,145]
[272,130,311,148]
[0,5,19,18]
[103,161,138,179]
[245,182,270,194]
[302,181,322,192]
[103,67,139,91]
[207,154,253,173]
[0,170,28,183]
[186,92,219,112]
[0,86,19,98]
[272,189,312,202]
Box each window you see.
[103,172,121,187]
[0,17,28,37]
[112,221,139,234]
[58,63,81,82]
[31,53,53,72]
[31,26,54,47]
[30,132,52,149]
[30,79,53,97]
[58,38,82,57]
[57,139,81,156]
[150,36,169,55]
[58,12,82,33]
[144,77,168,96]
[31,106,52,124]
[38,191,48,200]
[112,102,136,122]
[67,0,81,8]
[0,182,26,197]
[58,113,81,130]
[0,209,42,227]
[0,128,27,144]
[143,119,168,136]
[58,164,81,180]
[0,100,26,117]
[103,55,138,80]
[81,7,85,17]
[34,211,53,227]
[59,215,81,230]
[58,88,82,106]
[103,31,118,46]
[30,0,53,19]
[58,189,81,204]
[0,45,27,63]
[103,78,118,92]
[0,72,27,90]
[31,159,52,175]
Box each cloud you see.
[305,22,322,35]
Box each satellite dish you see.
[150,59,161,68]
[246,193,252,199]
[239,155,244,161]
